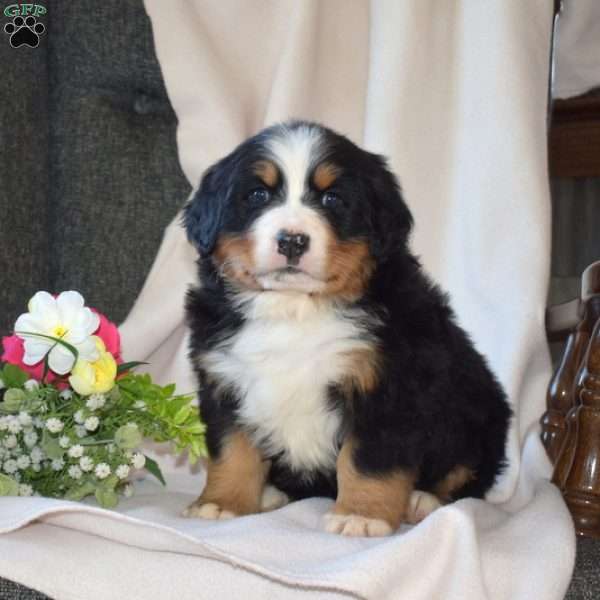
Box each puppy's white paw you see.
[324,512,393,537]
[182,501,236,520]
[260,485,289,512]
[405,490,442,524]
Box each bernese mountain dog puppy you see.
[182,121,511,537]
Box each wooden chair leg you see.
[558,317,600,537]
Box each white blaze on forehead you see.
[266,124,323,208]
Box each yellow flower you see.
[69,337,117,396]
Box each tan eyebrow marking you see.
[313,162,341,191]
[253,160,279,188]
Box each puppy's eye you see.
[248,188,270,206]
[321,191,341,209]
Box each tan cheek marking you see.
[194,431,269,515]
[322,235,375,302]
[213,235,261,290]
[434,465,475,501]
[313,162,341,191]
[253,160,279,188]
[333,438,415,529]
[339,346,382,399]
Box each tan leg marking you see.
[325,438,415,537]
[434,465,474,501]
[183,431,268,519]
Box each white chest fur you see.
[202,292,375,473]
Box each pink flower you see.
[2,308,121,382]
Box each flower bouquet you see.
[0,291,206,508]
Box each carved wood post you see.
[560,317,600,537]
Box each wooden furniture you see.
[542,261,600,537]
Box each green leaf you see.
[0,474,19,496]
[2,388,27,411]
[173,405,191,425]
[143,455,166,486]
[114,424,143,449]
[116,361,149,375]
[95,487,119,509]
[1,363,29,388]
[65,481,96,502]
[41,430,65,460]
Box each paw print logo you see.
[4,15,45,48]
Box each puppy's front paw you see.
[405,490,442,524]
[324,512,393,537]
[182,501,237,520]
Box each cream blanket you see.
[0,2,575,599]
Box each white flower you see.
[10,446,23,457]
[74,410,85,424]
[68,445,84,458]
[0,376,5,390]
[16,455,31,469]
[59,389,73,400]
[24,431,38,448]
[3,435,17,449]
[45,418,64,433]
[122,484,134,498]
[15,291,101,375]
[0,417,9,431]
[115,464,130,480]
[68,465,82,479]
[33,417,44,428]
[51,458,65,471]
[0,448,5,460]
[133,400,146,410]
[3,459,18,474]
[79,456,94,472]
[130,453,145,470]
[32,463,41,472]
[18,412,32,427]
[7,418,22,434]
[75,425,87,438]
[59,435,71,449]
[84,416,99,431]
[94,463,111,479]
[30,447,44,463]
[24,379,39,392]
[86,394,106,410]
[18,484,33,497]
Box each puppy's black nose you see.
[276,230,310,264]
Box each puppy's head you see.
[184,121,413,300]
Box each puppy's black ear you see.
[367,155,414,260]
[183,155,237,257]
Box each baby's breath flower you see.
[23,431,38,448]
[3,459,18,474]
[133,400,146,410]
[122,484,134,498]
[33,417,44,428]
[30,447,44,463]
[115,464,130,480]
[59,436,71,449]
[11,446,23,457]
[86,394,106,410]
[130,453,145,470]
[94,463,110,479]
[51,458,65,471]
[59,389,73,400]
[32,463,41,472]
[75,425,87,438]
[68,465,82,480]
[3,435,17,449]
[84,416,99,431]
[18,483,33,497]
[16,455,31,469]
[79,456,94,472]
[0,448,6,460]
[68,445,84,458]
[24,379,39,392]
[45,418,64,433]
[18,412,32,427]
[7,418,22,434]
[74,410,85,424]
[0,416,9,431]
